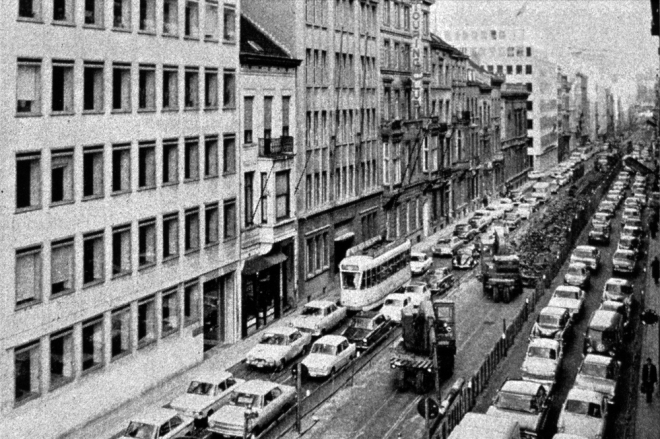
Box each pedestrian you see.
[652,256,660,286]
[650,217,658,240]
[642,358,658,403]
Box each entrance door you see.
[203,278,225,351]
[334,237,354,273]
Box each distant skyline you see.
[430,0,658,104]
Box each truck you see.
[480,230,522,303]
[390,300,456,393]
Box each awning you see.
[334,231,355,242]
[243,251,287,275]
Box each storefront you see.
[203,272,235,351]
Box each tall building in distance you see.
[1,0,241,434]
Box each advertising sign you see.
[411,0,423,107]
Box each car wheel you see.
[276,359,286,372]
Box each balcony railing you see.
[259,136,294,158]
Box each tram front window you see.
[341,272,360,290]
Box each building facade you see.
[1,0,241,435]
[557,69,571,162]
[500,83,532,190]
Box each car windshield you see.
[606,283,633,295]
[404,285,422,294]
[302,306,323,316]
[341,272,359,290]
[581,362,612,379]
[594,213,608,221]
[573,249,594,259]
[411,255,425,262]
[261,333,287,345]
[567,266,585,276]
[311,343,336,355]
[626,219,642,228]
[125,422,156,439]
[539,314,561,328]
[614,252,634,262]
[619,237,636,248]
[231,392,258,408]
[564,399,602,418]
[495,392,538,413]
[555,289,578,299]
[528,346,557,359]
[592,225,607,233]
[187,381,214,396]
[438,238,450,245]
[352,317,374,330]
[384,298,403,307]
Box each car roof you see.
[566,387,604,405]
[314,334,347,345]
[614,249,635,256]
[583,354,614,366]
[304,300,335,308]
[385,293,406,299]
[501,379,543,395]
[568,262,587,269]
[541,306,568,317]
[355,310,380,319]
[411,251,427,258]
[574,245,596,252]
[589,310,621,329]
[236,380,281,395]
[605,277,631,285]
[406,281,427,287]
[555,285,581,293]
[189,370,233,384]
[529,337,560,349]
[599,300,625,312]
[131,407,180,425]
[264,326,300,337]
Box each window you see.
[263,96,273,141]
[162,212,179,260]
[139,0,156,32]
[83,146,104,199]
[506,65,513,74]
[112,224,132,276]
[382,142,390,184]
[204,0,218,40]
[203,136,218,178]
[525,64,532,75]
[138,64,156,111]
[162,65,178,110]
[83,62,104,112]
[184,282,200,325]
[53,0,74,23]
[111,144,131,194]
[223,199,236,239]
[50,149,74,204]
[162,290,179,335]
[422,138,429,172]
[223,135,235,173]
[81,317,104,372]
[16,246,42,307]
[527,101,533,112]
[113,0,131,29]
[52,60,74,113]
[403,5,410,30]
[51,238,74,296]
[244,97,253,143]
[204,68,218,109]
[244,172,254,226]
[260,172,268,223]
[162,139,179,185]
[205,203,219,245]
[19,0,41,19]
[526,47,532,57]
[16,152,41,210]
[14,341,40,405]
[223,6,236,41]
[112,62,131,112]
[184,137,199,180]
[515,65,522,74]
[138,141,156,189]
[306,231,329,275]
[111,307,131,359]
[138,296,156,346]
[223,70,235,108]
[50,329,74,389]
[83,231,104,285]
[282,96,290,136]
[138,218,156,267]
[184,0,199,38]
[526,82,533,92]
[184,67,199,109]
[162,0,177,34]
[84,0,104,27]
[527,119,534,129]
[496,65,503,74]
[275,171,290,220]
[16,59,41,115]
[184,208,200,252]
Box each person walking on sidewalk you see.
[642,358,658,403]
[652,256,660,286]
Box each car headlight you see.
[362,338,369,344]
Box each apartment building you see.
[238,14,300,338]
[242,0,382,301]
[557,69,572,162]
[570,72,590,147]
[501,83,532,190]
[1,0,240,435]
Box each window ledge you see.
[14,299,43,312]
[204,241,219,250]
[184,177,200,184]
[17,17,44,24]
[50,289,75,300]
[138,29,157,36]
[51,111,75,117]
[110,351,131,363]
[184,318,200,328]
[184,35,200,41]
[222,106,236,111]
[15,112,43,118]
[82,194,105,202]
[222,171,236,176]
[161,181,179,188]
[223,39,237,45]
[81,363,104,376]
[82,279,105,290]
[111,271,132,280]
[204,38,219,43]
[184,248,200,256]
[14,392,40,409]
[49,377,75,392]
[223,237,237,243]
[306,266,329,281]
[111,109,133,115]
[111,189,131,197]
[162,107,179,113]
[184,107,200,112]
[162,255,180,264]
[162,328,179,338]
[162,33,179,39]
[15,205,42,214]
[82,109,105,115]
[243,143,254,149]
[50,199,75,208]
[137,339,157,350]
[203,174,219,180]
[52,20,76,27]
[204,106,219,111]
[137,108,157,114]
[138,262,157,272]
[82,24,105,31]
[112,26,133,33]
[137,185,157,192]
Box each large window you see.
[184,137,200,181]
[83,231,104,285]
[51,238,74,296]
[111,306,131,360]
[16,245,42,307]
[83,61,104,113]
[139,0,156,32]
[51,149,74,204]
[52,60,74,114]
[204,136,218,178]
[138,218,156,268]
[163,65,178,110]
[205,203,219,245]
[223,6,236,42]
[223,70,235,108]
[138,296,156,347]
[184,0,199,38]
[306,232,329,276]
[184,282,200,326]
[185,67,200,109]
[138,64,156,111]
[14,341,41,405]
[112,62,131,112]
[19,0,41,20]
[50,329,74,389]
[113,0,131,29]
[16,152,41,210]
[112,143,131,194]
[204,68,218,109]
[162,289,179,335]
[83,146,104,199]
[184,208,200,252]
[84,0,104,27]
[223,135,235,173]
[81,317,104,372]
[138,141,156,189]
[163,0,178,35]
[204,0,218,40]
[163,139,179,184]
[16,58,41,115]
[112,224,132,276]
[223,199,236,239]
[275,171,290,220]
[244,97,253,144]
[162,212,179,260]
[53,0,75,23]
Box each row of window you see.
[15,202,234,308]
[13,275,209,406]
[306,231,329,277]
[16,58,236,116]
[305,108,378,148]
[305,50,378,90]
[243,171,290,227]
[382,39,430,73]
[17,0,236,43]
[447,30,528,43]
[382,0,429,36]
[243,95,291,145]
[304,0,378,36]
[360,250,409,290]
[486,64,533,76]
[15,135,236,211]
[385,197,425,240]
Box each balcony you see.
[258,136,294,159]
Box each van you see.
[531,182,551,202]
[583,310,625,358]
[448,413,521,439]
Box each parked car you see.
[623,197,642,210]
[591,211,613,227]
[469,213,492,232]
[517,203,535,220]
[622,207,641,223]
[401,281,432,307]
[612,249,636,276]
[425,267,455,295]
[564,262,590,289]
[530,306,573,342]
[584,310,626,358]
[207,380,296,438]
[570,246,600,271]
[342,311,394,352]
[245,327,312,371]
[120,408,194,439]
[454,223,478,241]
[485,205,506,220]
[302,335,356,378]
[380,293,412,323]
[410,251,433,275]
[621,221,644,240]
[616,235,640,257]
[548,285,585,319]
[602,278,634,308]
[169,372,243,426]
[588,223,611,245]
[432,237,464,257]
[486,380,551,439]
[494,198,516,212]
[289,300,347,336]
[503,212,522,230]
[575,354,621,405]
[557,388,609,439]
[521,337,564,392]
[597,201,616,216]
[598,300,631,336]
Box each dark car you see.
[425,267,455,295]
[455,224,478,241]
[342,311,393,352]
[588,223,611,245]
[452,252,478,270]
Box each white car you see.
[548,285,585,319]
[570,245,600,272]
[493,198,516,212]
[521,337,563,392]
[120,408,194,439]
[302,335,357,378]
[602,278,633,308]
[380,293,412,323]
[564,262,590,289]
[557,388,608,439]
[169,371,243,424]
[245,326,312,370]
[432,237,464,257]
[401,282,432,307]
[289,300,347,336]
[575,354,621,405]
[484,205,506,220]
[528,170,546,180]
[517,203,535,220]
[208,380,296,438]
[410,251,433,275]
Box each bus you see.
[339,238,412,311]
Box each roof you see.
[189,370,233,384]
[131,407,179,425]
[540,306,568,317]
[583,354,615,367]
[429,33,467,58]
[239,15,300,68]
[315,334,347,345]
[529,337,560,349]
[263,326,300,337]
[605,278,631,285]
[236,380,280,396]
[568,262,587,269]
[589,310,621,329]
[566,387,604,405]
[500,379,543,396]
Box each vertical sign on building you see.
[411,0,423,107]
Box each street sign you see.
[417,397,440,420]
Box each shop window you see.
[51,149,74,204]
[275,171,290,220]
[138,64,156,111]
[113,0,131,29]
[184,137,199,181]
[184,0,199,38]
[51,238,74,296]
[112,62,131,112]
[50,329,74,389]
[163,0,178,35]
[19,0,41,20]
[205,203,219,245]
[162,289,179,335]
[185,208,200,252]
[185,67,199,109]
[138,218,156,268]
[162,139,179,184]
[112,143,131,194]
[138,296,156,346]
[138,141,156,189]
[184,282,200,325]
[162,212,179,260]
[204,0,218,40]
[15,246,42,307]
[82,317,104,372]
[162,65,178,110]
[51,60,74,114]
[111,306,131,359]
[223,70,235,108]
[16,152,41,210]
[223,199,236,239]
[204,68,218,109]
[204,136,218,178]
[84,0,104,27]
[223,135,235,173]
[16,59,42,115]
[83,61,104,113]
[14,341,41,405]
[83,231,104,285]
[223,6,235,42]
[139,0,156,32]
[112,224,132,276]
